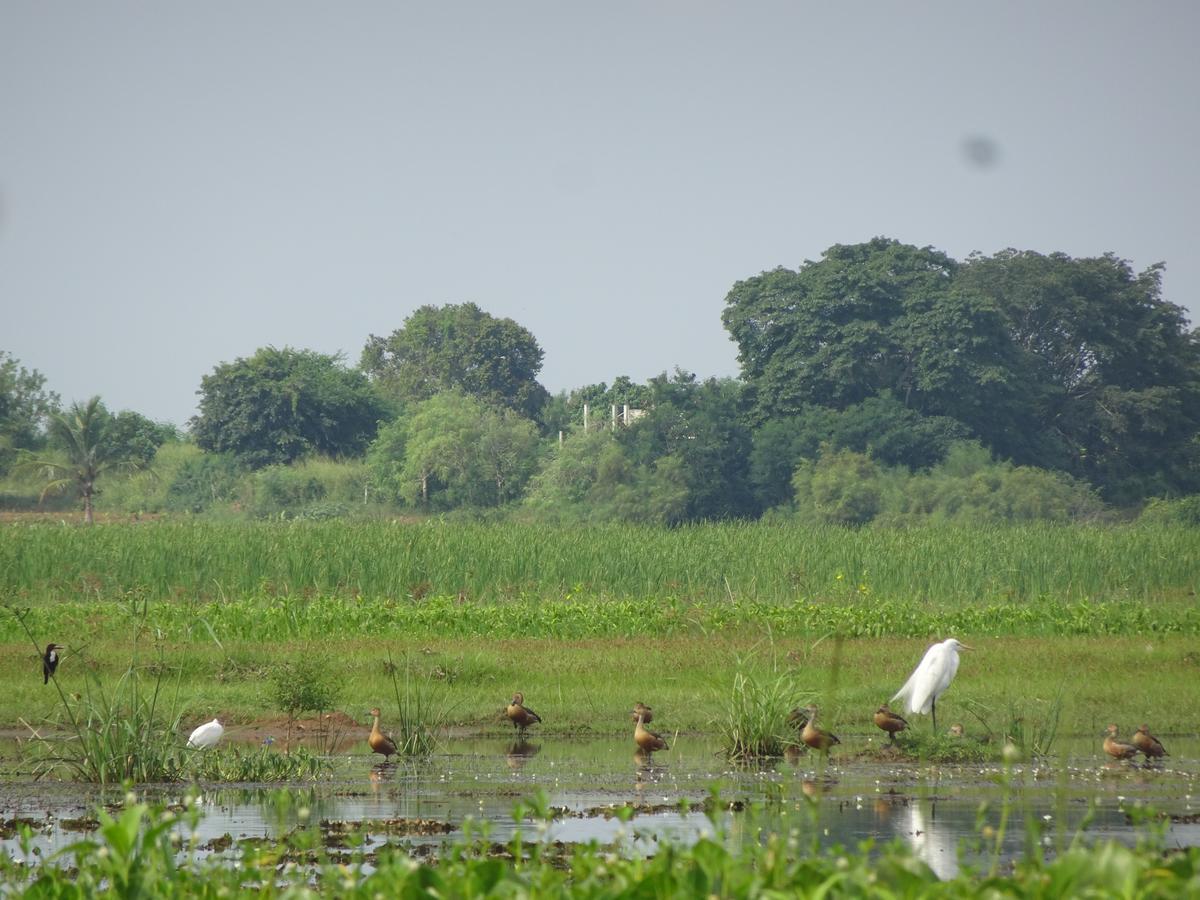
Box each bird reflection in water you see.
[903,801,958,880]
[505,739,541,771]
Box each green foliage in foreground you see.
[2,794,1198,898]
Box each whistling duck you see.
[801,706,840,754]
[873,704,909,743]
[891,638,973,731]
[634,712,669,753]
[187,718,224,749]
[947,723,965,738]
[630,702,653,725]
[1132,724,1168,760]
[506,692,542,736]
[368,707,398,760]
[1103,724,1138,761]
[42,643,61,684]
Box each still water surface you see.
[3,734,1197,879]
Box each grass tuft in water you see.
[385,651,454,756]
[188,745,330,781]
[713,670,807,760]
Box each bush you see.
[1139,495,1200,526]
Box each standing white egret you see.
[890,639,972,731]
[187,718,224,749]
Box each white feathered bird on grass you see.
[187,718,224,749]
[891,639,972,731]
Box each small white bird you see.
[187,718,224,749]
[891,638,973,731]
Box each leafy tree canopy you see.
[957,250,1200,501]
[0,351,60,470]
[618,370,756,521]
[724,238,1200,501]
[362,303,550,421]
[22,396,151,524]
[191,347,387,469]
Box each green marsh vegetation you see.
[2,788,1199,897]
[0,519,1196,753]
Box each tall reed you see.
[1,520,1195,605]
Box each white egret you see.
[187,718,224,749]
[890,638,972,730]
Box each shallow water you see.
[3,733,1198,880]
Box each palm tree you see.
[24,396,146,524]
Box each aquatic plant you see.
[384,651,454,756]
[187,745,330,781]
[2,790,1198,897]
[713,669,807,760]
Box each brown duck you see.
[630,702,654,725]
[368,707,397,761]
[506,692,542,736]
[634,712,669,753]
[1103,724,1138,761]
[787,707,809,730]
[1132,724,1168,760]
[801,706,840,754]
[873,704,909,743]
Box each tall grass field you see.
[2,519,1195,605]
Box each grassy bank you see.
[3,627,1195,741]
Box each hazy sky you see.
[3,2,1197,427]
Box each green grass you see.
[1,519,1195,605]
[1,520,1196,751]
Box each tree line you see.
[3,238,1198,524]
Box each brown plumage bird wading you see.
[634,712,669,754]
[630,702,653,725]
[873,704,909,743]
[1103,724,1138,761]
[368,707,397,761]
[802,706,841,755]
[1132,724,1168,760]
[506,692,542,736]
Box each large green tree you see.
[722,238,1016,425]
[361,303,550,420]
[618,371,756,521]
[23,396,149,524]
[0,351,60,472]
[957,250,1200,501]
[191,347,387,469]
[723,239,1200,502]
[370,391,541,509]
